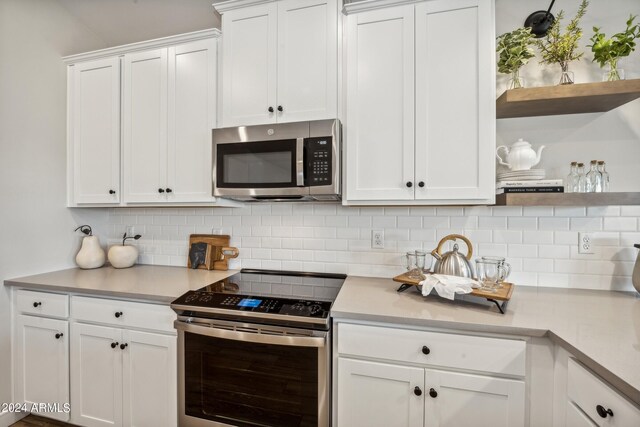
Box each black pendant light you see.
[524,0,556,38]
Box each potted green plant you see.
[589,15,640,81]
[496,27,536,89]
[536,0,589,85]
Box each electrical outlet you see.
[372,230,384,249]
[126,226,135,236]
[578,232,594,254]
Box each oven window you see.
[184,332,319,427]
[216,139,297,188]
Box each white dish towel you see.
[420,274,480,300]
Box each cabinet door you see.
[424,369,525,427]
[276,0,337,122]
[566,401,598,427]
[167,39,217,203]
[221,4,277,126]
[123,48,168,203]
[70,57,120,204]
[337,358,424,427]
[70,323,123,427]
[415,0,495,202]
[14,316,69,422]
[345,6,415,201]
[122,330,177,427]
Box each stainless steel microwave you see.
[212,119,341,202]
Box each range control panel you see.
[172,291,332,319]
[305,137,332,186]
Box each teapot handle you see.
[432,234,473,261]
[496,146,511,167]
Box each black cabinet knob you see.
[406,182,413,188]
[418,181,425,188]
[422,346,431,355]
[115,311,123,318]
[33,302,41,307]
[120,343,128,350]
[166,188,172,193]
[55,333,63,339]
[414,386,422,396]
[268,106,274,113]
[596,405,613,418]
[158,188,165,193]
[429,388,438,398]
[277,105,283,112]
[110,342,119,349]
[109,189,116,194]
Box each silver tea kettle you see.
[430,234,474,278]
[633,244,640,294]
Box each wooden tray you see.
[187,234,239,271]
[392,271,514,313]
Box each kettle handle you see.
[432,234,473,261]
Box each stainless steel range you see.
[170,269,346,427]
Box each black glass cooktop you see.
[171,269,346,321]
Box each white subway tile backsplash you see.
[107,203,637,292]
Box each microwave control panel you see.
[305,137,332,186]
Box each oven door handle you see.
[175,321,326,348]
[296,137,304,186]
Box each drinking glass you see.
[415,250,427,273]
[404,252,422,279]
[475,259,500,293]
[481,256,511,287]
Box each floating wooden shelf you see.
[496,79,640,119]
[494,192,640,206]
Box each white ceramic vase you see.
[76,236,106,269]
[108,245,139,269]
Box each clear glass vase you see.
[558,62,574,85]
[603,60,625,81]
[508,69,524,90]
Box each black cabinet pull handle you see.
[110,342,119,349]
[422,346,431,355]
[115,311,123,318]
[418,181,425,188]
[109,189,116,194]
[268,106,274,113]
[596,405,613,418]
[406,182,413,188]
[158,188,165,193]
[166,188,172,193]
[277,105,283,112]
[55,333,63,339]
[33,302,42,307]
[414,386,422,396]
[429,388,438,398]
[120,343,128,350]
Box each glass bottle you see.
[586,160,601,192]
[576,163,587,193]
[565,162,578,193]
[598,161,610,192]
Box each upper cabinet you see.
[344,0,496,205]
[66,30,234,207]
[217,0,338,127]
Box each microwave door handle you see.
[296,137,304,186]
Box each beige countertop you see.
[4,265,239,303]
[332,276,640,405]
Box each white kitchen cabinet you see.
[123,38,217,203]
[70,296,177,427]
[218,0,338,126]
[68,57,121,205]
[344,0,495,205]
[338,358,424,427]
[566,401,598,427]
[334,321,526,427]
[14,315,70,422]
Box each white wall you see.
[0,0,108,422]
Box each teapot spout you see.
[534,145,546,167]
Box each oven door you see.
[213,138,306,198]
[176,318,330,427]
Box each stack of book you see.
[496,179,564,195]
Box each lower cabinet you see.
[335,322,526,427]
[70,323,177,427]
[14,315,70,422]
[566,401,598,427]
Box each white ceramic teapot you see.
[496,138,545,171]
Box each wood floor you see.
[10,414,75,427]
